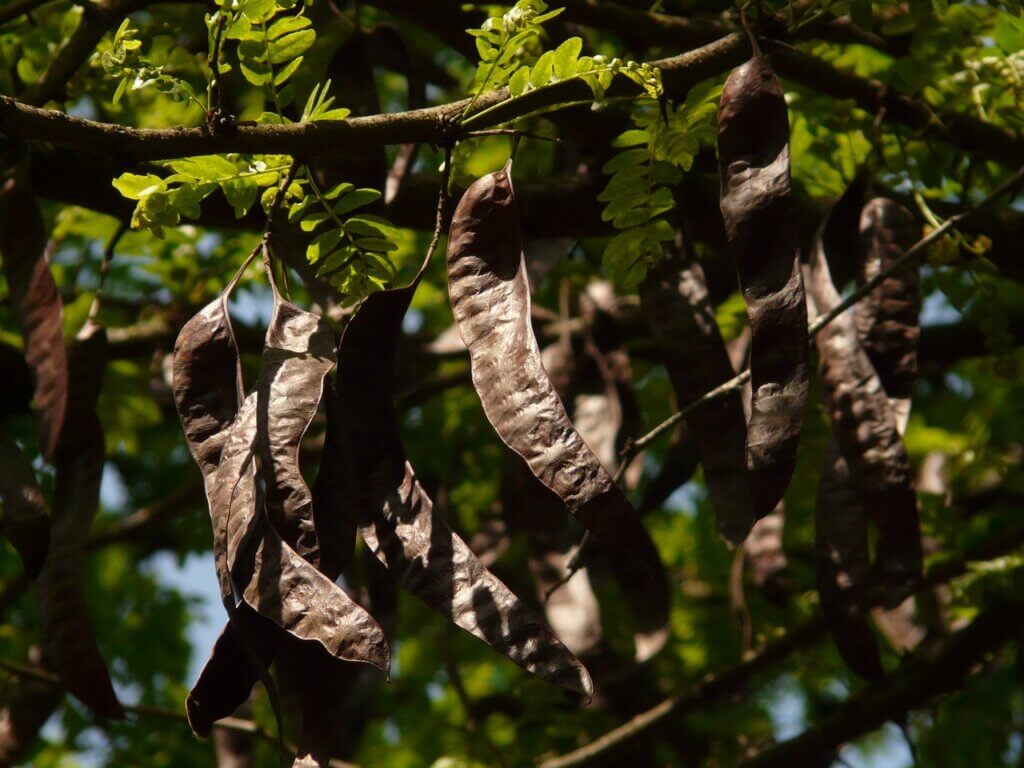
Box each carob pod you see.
[718,34,809,519]
[0,426,49,577]
[173,268,388,736]
[855,198,921,417]
[0,165,67,461]
[815,444,884,680]
[37,320,124,718]
[255,289,336,564]
[317,243,593,696]
[807,220,922,609]
[0,646,62,765]
[445,162,654,560]
[639,245,754,543]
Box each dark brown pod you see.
[255,294,336,564]
[0,426,49,577]
[37,320,124,719]
[807,231,922,607]
[815,443,885,680]
[0,167,67,461]
[445,164,653,560]
[855,198,921,404]
[718,43,810,519]
[218,392,390,673]
[317,247,593,696]
[0,647,61,765]
[640,248,754,543]
[745,503,788,602]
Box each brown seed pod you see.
[745,503,788,603]
[718,40,810,519]
[640,248,754,543]
[0,166,67,461]
[0,646,62,765]
[855,198,921,405]
[255,296,336,564]
[815,443,885,681]
[0,426,49,577]
[173,269,387,735]
[219,394,390,673]
[317,247,593,696]
[37,320,124,719]
[445,163,653,560]
[807,226,922,607]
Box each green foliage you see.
[288,174,401,298]
[102,20,204,110]
[112,154,292,236]
[598,82,720,286]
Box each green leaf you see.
[323,182,353,200]
[274,55,303,86]
[167,155,239,182]
[221,177,258,218]
[509,65,531,97]
[238,39,272,84]
[267,14,311,38]
[353,237,398,253]
[602,149,649,174]
[267,28,315,64]
[529,50,555,88]
[241,0,276,22]
[552,36,582,80]
[113,173,164,200]
[307,229,342,263]
[334,188,381,215]
[299,212,329,232]
[611,129,650,148]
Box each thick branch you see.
[737,598,1024,768]
[537,520,1024,768]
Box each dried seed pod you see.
[173,272,387,735]
[745,503,788,603]
[219,393,390,673]
[446,164,653,559]
[855,198,921,406]
[255,296,336,564]
[638,426,700,514]
[640,249,754,543]
[718,40,810,519]
[816,443,884,680]
[185,607,276,738]
[807,229,922,607]
[316,246,593,695]
[0,646,61,766]
[37,320,123,719]
[0,426,49,577]
[0,167,67,461]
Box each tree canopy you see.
[0,0,1023,766]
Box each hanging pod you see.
[37,320,124,718]
[314,237,594,696]
[446,161,657,563]
[640,244,754,544]
[0,165,67,462]
[717,34,810,519]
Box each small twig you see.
[207,11,228,125]
[465,129,562,144]
[88,219,129,322]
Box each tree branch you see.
[736,597,1024,768]
[537,520,1024,768]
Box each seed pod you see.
[185,607,276,738]
[0,646,61,766]
[37,320,123,719]
[219,392,390,673]
[255,295,336,564]
[0,166,67,461]
[173,273,387,735]
[745,503,788,602]
[718,40,810,519]
[446,164,653,560]
[815,443,884,680]
[855,198,921,406]
[638,426,700,514]
[316,243,593,696]
[0,426,49,577]
[640,248,754,543]
[807,229,922,607]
